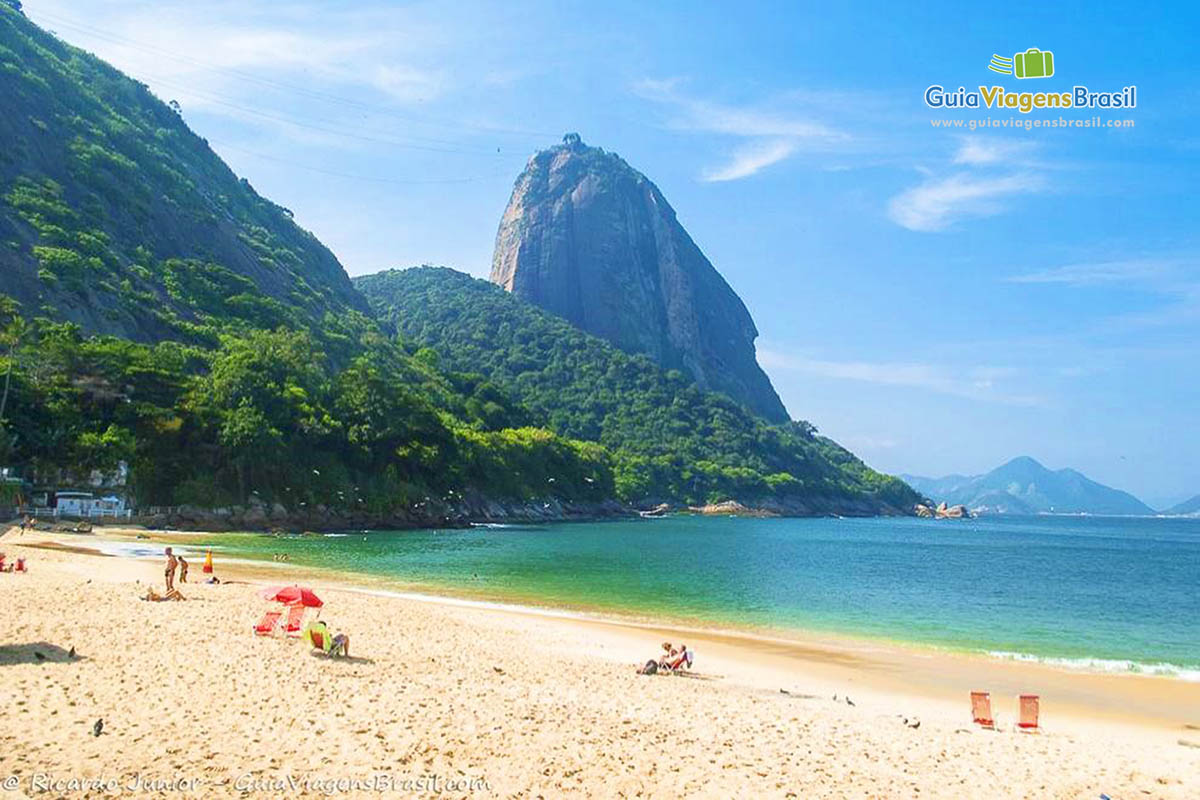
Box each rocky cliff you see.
[490,134,789,423]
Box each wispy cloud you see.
[952,137,1037,166]
[1007,254,1200,330]
[634,78,848,181]
[702,139,796,182]
[24,0,517,140]
[888,171,1045,232]
[758,350,1044,406]
[1007,258,1176,286]
[887,136,1054,231]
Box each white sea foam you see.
[985,651,1200,681]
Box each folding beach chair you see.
[284,604,306,636]
[304,621,331,654]
[970,691,995,729]
[1017,694,1040,733]
[253,610,282,636]
[303,621,347,657]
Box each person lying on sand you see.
[142,588,186,602]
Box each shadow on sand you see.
[307,651,375,665]
[0,642,85,666]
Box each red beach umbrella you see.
[261,585,323,608]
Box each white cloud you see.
[371,64,447,103]
[952,137,1036,166]
[1007,259,1175,286]
[634,78,847,181]
[758,350,1043,406]
[887,171,1045,232]
[1007,255,1200,330]
[26,2,466,120]
[702,139,796,182]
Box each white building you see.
[55,491,128,518]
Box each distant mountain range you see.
[901,456,1155,516]
[1163,495,1200,516]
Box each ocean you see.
[192,514,1200,680]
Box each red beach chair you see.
[1017,694,1040,733]
[253,610,282,636]
[970,691,995,729]
[284,604,306,636]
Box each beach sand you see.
[1,525,1197,798]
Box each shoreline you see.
[56,522,1200,688]
[2,524,1198,797]
[9,524,1200,736]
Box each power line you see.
[207,138,512,186]
[144,72,510,156]
[31,9,557,142]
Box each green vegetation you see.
[0,7,916,519]
[0,299,613,510]
[0,6,365,345]
[356,268,919,510]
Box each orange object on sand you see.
[202,549,214,574]
[1017,694,1040,732]
[253,610,282,636]
[970,691,995,729]
[284,605,306,635]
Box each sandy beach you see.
[1,525,1197,799]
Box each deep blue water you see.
[196,514,1200,677]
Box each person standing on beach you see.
[177,555,189,584]
[164,547,177,592]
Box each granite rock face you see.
[490,134,789,423]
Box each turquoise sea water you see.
[192,515,1200,679]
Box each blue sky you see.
[24,1,1199,506]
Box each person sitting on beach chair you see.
[303,620,349,657]
[665,644,692,672]
[656,641,677,670]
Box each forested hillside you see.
[0,7,617,521]
[0,6,916,522]
[0,4,366,347]
[356,267,918,513]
